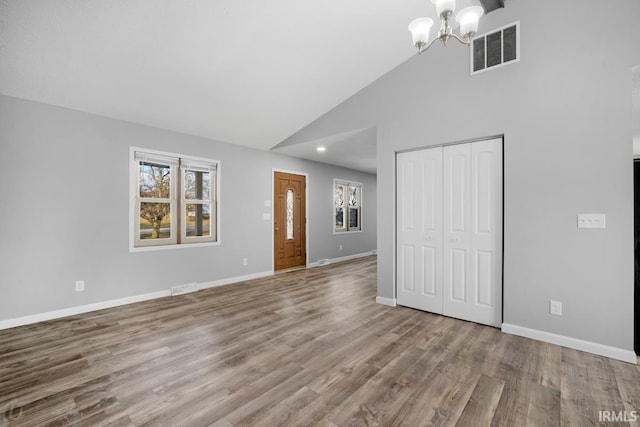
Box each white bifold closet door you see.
[396,138,502,327]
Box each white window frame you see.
[133,151,178,248]
[180,159,218,244]
[333,179,363,234]
[130,147,221,252]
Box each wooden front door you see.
[274,172,307,270]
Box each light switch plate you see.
[550,300,562,316]
[577,214,605,229]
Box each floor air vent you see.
[171,283,198,296]
[471,21,520,75]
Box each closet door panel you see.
[396,148,443,313]
[396,139,502,328]
[443,144,472,321]
[469,139,502,326]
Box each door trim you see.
[272,169,309,272]
[395,134,505,155]
[394,135,505,326]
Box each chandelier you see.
[408,0,484,53]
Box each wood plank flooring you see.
[1,256,639,426]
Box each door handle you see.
[275,227,280,231]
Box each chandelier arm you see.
[419,36,442,54]
[450,33,471,46]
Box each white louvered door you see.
[396,138,502,327]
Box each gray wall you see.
[0,94,376,321]
[282,0,640,351]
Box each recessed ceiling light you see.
[317,146,326,152]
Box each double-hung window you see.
[131,148,219,250]
[334,179,362,233]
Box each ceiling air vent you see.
[471,21,520,75]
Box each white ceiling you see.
[273,127,377,174]
[0,0,447,157]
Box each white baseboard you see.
[306,261,321,268]
[0,270,274,331]
[198,270,273,290]
[502,323,637,364]
[0,290,171,331]
[376,296,397,307]
[308,250,377,268]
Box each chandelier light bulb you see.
[456,5,484,38]
[408,17,434,48]
[431,0,456,17]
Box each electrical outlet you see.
[549,300,562,316]
[75,280,85,292]
[339,245,343,251]
[577,214,606,229]
[242,258,248,266]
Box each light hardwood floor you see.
[1,256,639,426]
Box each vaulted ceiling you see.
[0,0,492,173]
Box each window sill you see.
[129,241,221,253]
[333,230,363,235]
